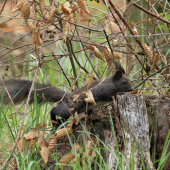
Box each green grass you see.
[1,93,170,169]
[0,40,169,170]
[1,0,170,169]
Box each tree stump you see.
[56,94,170,170]
[146,96,170,170]
[117,94,153,169]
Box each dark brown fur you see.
[0,70,133,125]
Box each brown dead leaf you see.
[17,138,23,152]
[61,5,72,14]
[31,26,43,49]
[51,120,59,125]
[78,0,90,21]
[84,90,96,105]
[89,45,105,61]
[132,27,138,35]
[83,138,98,166]
[103,47,121,60]
[23,130,39,149]
[86,71,94,88]
[103,47,113,72]
[47,134,57,142]
[91,136,98,145]
[24,131,38,140]
[73,94,80,101]
[35,123,46,130]
[79,10,89,21]
[59,152,75,169]
[56,128,73,139]
[114,52,121,59]
[62,19,70,43]
[41,146,49,163]
[71,5,78,13]
[143,43,153,61]
[38,131,48,147]
[39,0,45,15]
[153,55,160,67]
[86,140,93,155]
[11,1,30,20]
[73,111,79,125]
[48,137,57,152]
[31,20,37,29]
[71,1,78,8]
[77,113,88,120]
[17,136,38,152]
[72,112,88,125]
[21,1,30,20]
[73,143,81,150]
[67,119,74,128]
[47,6,56,23]
[44,134,57,154]
[11,1,24,12]
[78,0,90,14]
[70,157,77,165]
[37,34,43,45]
[59,143,80,168]
[87,149,96,163]
[130,89,138,94]
[27,138,38,148]
[0,23,8,29]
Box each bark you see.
[56,94,170,170]
[117,94,153,169]
[146,96,170,170]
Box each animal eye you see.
[122,80,126,84]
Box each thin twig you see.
[135,64,170,89]
[0,0,8,15]
[53,53,72,88]
[127,0,170,25]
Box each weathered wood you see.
[103,130,118,169]
[117,94,153,169]
[146,96,170,169]
[55,94,170,170]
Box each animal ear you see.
[115,62,125,74]
[113,70,122,80]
